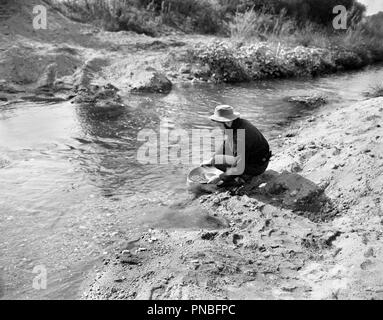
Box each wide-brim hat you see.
[209,105,240,122]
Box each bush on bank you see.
[189,6,383,83]
[191,38,382,83]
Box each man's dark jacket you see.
[216,118,270,173]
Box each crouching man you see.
[201,105,271,185]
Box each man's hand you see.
[207,174,222,185]
[200,158,213,167]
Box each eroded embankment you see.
[83,97,383,300]
[0,0,212,106]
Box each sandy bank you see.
[82,96,382,300]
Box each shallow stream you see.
[1,65,382,299]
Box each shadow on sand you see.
[139,169,337,231]
[224,170,337,223]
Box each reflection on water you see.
[0,64,382,299]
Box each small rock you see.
[179,64,192,74]
[120,255,140,265]
[166,72,178,78]
[360,259,373,270]
[201,231,218,240]
[148,237,158,243]
[263,252,271,258]
[244,269,256,276]
[285,131,296,138]
[215,263,224,272]
[213,198,220,204]
[131,67,172,94]
[364,247,375,258]
[281,285,297,292]
[191,259,200,269]
[232,234,243,245]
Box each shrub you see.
[192,40,341,82]
[365,83,383,98]
[229,9,263,39]
[193,41,250,82]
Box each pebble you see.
[244,269,256,276]
[364,247,375,258]
[201,231,218,240]
[281,285,297,292]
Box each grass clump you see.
[365,83,383,98]
[229,8,295,40]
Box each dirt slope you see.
[0,0,212,101]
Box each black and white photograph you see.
[0,0,382,304]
